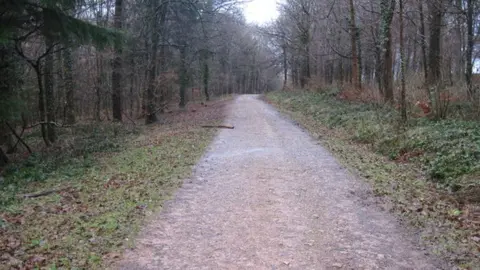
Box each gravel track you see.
[117,95,445,270]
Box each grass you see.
[266,90,480,268]
[0,99,230,269]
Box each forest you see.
[0,0,479,268]
[2,0,479,165]
[0,0,280,165]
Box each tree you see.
[427,0,444,88]
[145,0,169,124]
[44,37,57,143]
[112,0,124,122]
[1,0,119,146]
[466,0,475,97]
[418,0,428,83]
[63,48,76,124]
[0,0,291,159]
[379,0,395,103]
[399,0,407,122]
[349,0,360,90]
[279,0,314,88]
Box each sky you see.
[243,0,279,25]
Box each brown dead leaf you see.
[23,255,46,269]
[103,252,122,265]
[6,236,21,250]
[1,253,22,267]
[104,174,128,189]
[1,213,25,225]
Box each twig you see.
[137,103,169,119]
[201,125,234,129]
[149,103,169,116]
[4,121,32,154]
[122,112,136,126]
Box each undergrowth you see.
[267,90,480,198]
[266,90,480,268]
[0,100,229,269]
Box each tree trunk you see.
[349,0,360,90]
[300,47,310,88]
[95,53,102,121]
[453,0,464,81]
[466,0,474,96]
[63,48,75,124]
[129,55,135,117]
[44,38,56,143]
[179,46,188,108]
[292,57,298,87]
[427,0,443,87]
[357,27,363,89]
[283,44,288,89]
[418,0,428,83]
[373,26,383,96]
[0,147,8,167]
[34,63,50,147]
[158,0,169,105]
[145,0,160,124]
[399,0,407,122]
[112,0,123,122]
[380,0,396,103]
[203,58,210,101]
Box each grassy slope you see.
[266,91,479,268]
[0,99,230,269]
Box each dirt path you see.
[117,95,445,270]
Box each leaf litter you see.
[0,97,232,269]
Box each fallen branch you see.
[201,125,234,129]
[4,121,32,154]
[26,122,71,129]
[19,187,70,199]
[10,124,26,153]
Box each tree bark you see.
[34,63,50,147]
[283,44,288,89]
[357,27,363,89]
[203,57,210,101]
[0,147,7,167]
[63,48,75,124]
[465,0,474,96]
[112,0,123,122]
[179,45,188,108]
[418,0,428,83]
[427,0,443,87]
[145,0,161,124]
[349,0,360,90]
[44,38,56,143]
[300,43,311,88]
[399,0,407,122]
[379,0,396,103]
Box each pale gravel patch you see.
[116,95,447,270]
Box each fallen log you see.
[201,125,234,129]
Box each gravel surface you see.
[117,95,446,270]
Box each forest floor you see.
[0,97,232,269]
[117,95,448,270]
[265,91,480,269]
